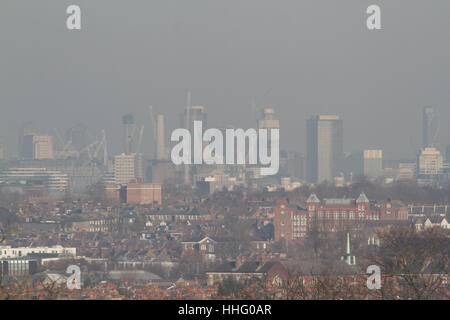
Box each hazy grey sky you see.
[1,0,449,159]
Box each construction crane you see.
[53,128,79,159]
[79,130,108,165]
[136,126,145,154]
[147,106,157,157]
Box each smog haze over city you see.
[1,1,450,159]
[0,0,449,306]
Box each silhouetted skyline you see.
[1,0,449,160]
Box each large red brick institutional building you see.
[274,193,408,243]
[106,183,162,205]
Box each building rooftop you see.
[324,198,354,206]
[307,193,320,203]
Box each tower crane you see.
[147,106,158,157]
[136,126,145,154]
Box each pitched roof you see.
[307,193,320,203]
[235,261,260,273]
[257,261,279,273]
[356,193,369,203]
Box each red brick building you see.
[274,193,408,244]
[273,201,309,243]
[106,183,162,205]
[379,201,408,220]
[126,183,162,205]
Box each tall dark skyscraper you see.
[307,115,344,184]
[423,107,439,148]
[21,134,35,160]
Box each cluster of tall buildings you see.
[0,101,449,196]
[146,102,450,189]
[304,106,449,187]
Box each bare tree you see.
[367,227,449,300]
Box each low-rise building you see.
[0,245,76,259]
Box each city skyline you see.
[1,1,450,160]
[0,101,447,162]
[0,1,449,303]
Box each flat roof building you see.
[307,115,343,183]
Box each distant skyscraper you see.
[114,153,141,185]
[180,92,208,185]
[307,115,343,183]
[156,115,168,160]
[258,108,280,131]
[363,149,383,178]
[423,107,439,148]
[257,108,280,175]
[122,114,135,155]
[446,145,450,163]
[21,135,54,160]
[32,135,54,160]
[0,144,3,160]
[21,135,35,159]
[279,150,304,180]
[417,147,443,176]
[416,147,444,186]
